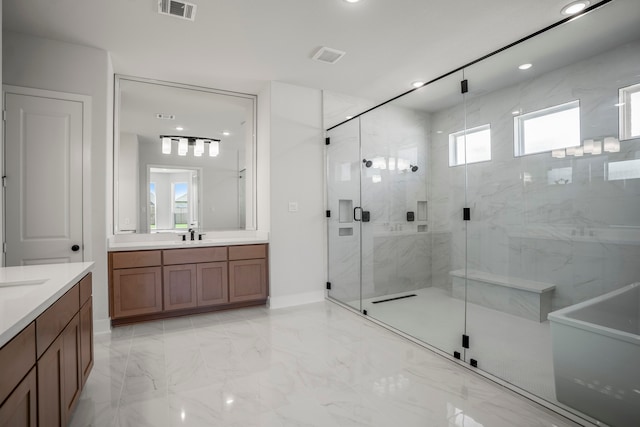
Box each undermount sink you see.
[0,278,48,288]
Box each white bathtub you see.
[548,283,640,427]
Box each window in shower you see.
[514,100,580,156]
[448,124,491,166]
[619,82,640,141]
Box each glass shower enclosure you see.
[325,0,640,425]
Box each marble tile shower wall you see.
[430,40,640,310]
[359,104,431,299]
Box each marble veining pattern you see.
[69,302,580,427]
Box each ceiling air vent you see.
[158,0,197,21]
[312,47,346,64]
[156,113,175,120]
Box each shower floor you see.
[340,287,557,403]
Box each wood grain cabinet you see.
[110,251,162,319]
[163,247,228,310]
[229,245,268,303]
[109,244,268,325]
[0,324,37,427]
[0,273,93,427]
[0,367,37,427]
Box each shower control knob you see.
[71,244,80,252]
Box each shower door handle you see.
[354,207,370,222]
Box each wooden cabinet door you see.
[0,367,37,427]
[37,334,63,427]
[80,297,93,387]
[37,313,81,427]
[229,259,267,303]
[163,264,197,310]
[61,314,81,424]
[112,267,163,318]
[197,262,228,307]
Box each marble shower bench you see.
[450,269,555,322]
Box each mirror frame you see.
[113,74,258,234]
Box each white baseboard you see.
[94,318,111,334]
[268,290,325,309]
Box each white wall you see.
[3,31,112,332]
[268,82,326,308]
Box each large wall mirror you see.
[114,75,257,234]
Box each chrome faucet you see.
[188,228,196,240]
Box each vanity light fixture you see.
[178,138,188,156]
[160,135,221,158]
[194,139,205,156]
[209,140,220,157]
[518,63,532,70]
[162,137,172,154]
[561,1,590,16]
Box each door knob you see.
[71,244,80,252]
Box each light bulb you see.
[178,138,188,156]
[162,137,172,154]
[209,140,219,157]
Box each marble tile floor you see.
[69,300,581,427]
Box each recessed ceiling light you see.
[561,1,589,15]
[222,131,231,136]
[512,110,521,115]
[175,126,184,131]
[518,63,532,70]
[344,0,361,3]
[412,81,426,88]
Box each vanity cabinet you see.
[0,324,37,427]
[110,250,163,318]
[229,245,268,303]
[0,273,93,427]
[163,247,228,310]
[109,244,268,325]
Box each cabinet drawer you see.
[79,273,92,306]
[36,284,80,359]
[111,250,161,269]
[163,247,227,265]
[228,244,267,261]
[0,322,36,405]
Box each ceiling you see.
[1,0,611,106]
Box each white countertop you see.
[108,230,269,251]
[0,262,94,348]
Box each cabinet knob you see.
[71,244,80,252]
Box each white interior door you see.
[4,87,85,266]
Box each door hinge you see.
[2,176,6,188]
[326,210,331,218]
[462,334,470,349]
[325,137,330,145]
[326,282,331,290]
[461,79,469,94]
[463,207,470,221]
[2,110,6,121]
[2,242,6,253]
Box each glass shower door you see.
[358,72,468,358]
[327,118,363,311]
